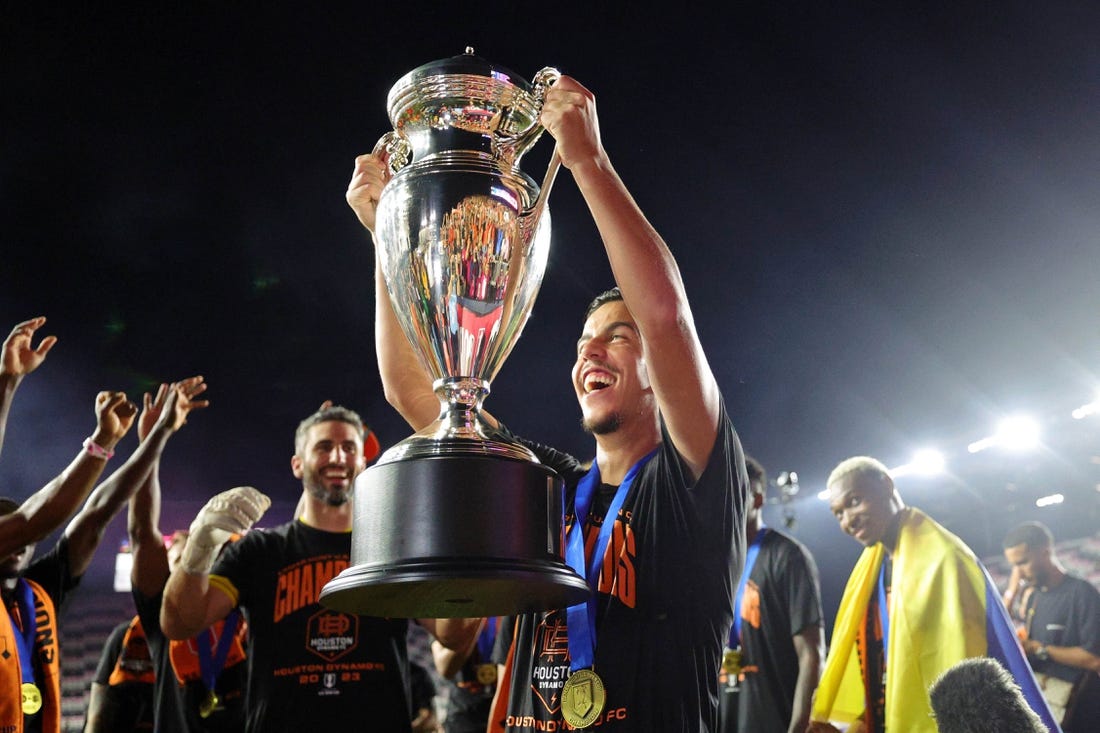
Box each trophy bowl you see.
[320,49,589,618]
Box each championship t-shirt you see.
[731,529,823,733]
[497,400,746,732]
[210,519,412,732]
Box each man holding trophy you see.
[348,72,748,732]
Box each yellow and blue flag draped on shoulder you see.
[811,508,1060,732]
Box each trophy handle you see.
[494,67,561,162]
[520,67,561,150]
[372,131,412,173]
[531,67,562,104]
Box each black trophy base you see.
[319,454,590,618]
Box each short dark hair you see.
[0,497,19,516]
[585,287,623,320]
[744,455,767,496]
[1002,521,1053,551]
[294,405,365,455]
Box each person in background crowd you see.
[432,617,500,733]
[160,403,481,732]
[127,378,250,732]
[1,334,200,733]
[719,455,823,733]
[1002,521,1100,731]
[809,456,1059,733]
[85,616,155,732]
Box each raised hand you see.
[539,76,604,172]
[2,316,57,378]
[138,383,170,442]
[346,152,391,234]
[138,376,209,442]
[93,391,138,449]
[180,486,271,574]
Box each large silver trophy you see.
[320,49,589,617]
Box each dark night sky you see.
[3,4,1099,619]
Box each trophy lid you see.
[389,47,533,97]
[385,48,549,162]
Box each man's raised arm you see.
[541,77,721,478]
[161,486,270,639]
[346,154,439,432]
[64,378,207,579]
[128,382,178,596]
[0,390,135,560]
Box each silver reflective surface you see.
[372,52,559,461]
[376,153,550,386]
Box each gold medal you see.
[560,668,606,729]
[21,682,42,715]
[476,663,497,685]
[721,647,742,675]
[198,689,220,719]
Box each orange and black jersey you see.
[495,400,747,733]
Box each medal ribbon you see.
[728,526,767,648]
[565,448,658,672]
[876,563,890,667]
[197,610,240,696]
[476,617,497,662]
[13,580,38,689]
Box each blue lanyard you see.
[476,617,497,662]
[197,610,240,694]
[729,526,768,648]
[876,563,890,667]
[565,448,658,672]
[13,580,38,686]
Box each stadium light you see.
[890,448,945,478]
[1071,395,1100,420]
[967,415,1040,453]
[1035,493,1064,508]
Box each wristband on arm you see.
[82,437,114,460]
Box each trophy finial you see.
[464,46,475,55]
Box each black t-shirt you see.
[133,589,247,733]
[211,519,413,733]
[1026,575,1100,680]
[497,401,747,732]
[1026,574,1100,731]
[722,529,823,733]
[93,621,130,685]
[90,619,155,732]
